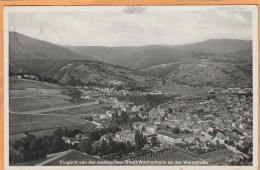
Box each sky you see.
[8,6,253,47]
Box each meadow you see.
[9,78,105,143]
[148,151,197,162]
[198,149,234,164]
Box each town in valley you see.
[8,7,254,167]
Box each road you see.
[35,150,72,166]
[9,101,99,115]
[224,144,249,158]
[200,132,249,158]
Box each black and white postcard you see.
[3,5,259,169]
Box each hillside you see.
[9,32,93,74]
[165,60,252,88]
[65,46,143,66]
[9,32,252,88]
[67,39,252,71]
[177,39,252,55]
[47,60,150,88]
[122,47,204,70]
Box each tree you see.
[111,125,120,134]
[143,136,148,144]
[79,138,93,155]
[134,131,141,150]
[117,142,127,154]
[172,127,180,134]
[53,128,64,138]
[151,136,158,146]
[100,139,107,155]
[107,141,117,154]
[49,137,67,154]
[162,79,166,85]
[126,141,133,152]
[63,127,70,137]
[9,146,24,164]
[92,141,101,155]
[41,136,52,155]
[140,131,145,148]
[71,129,82,137]
[29,139,45,160]
[134,131,146,150]
[89,130,101,143]
[21,134,36,150]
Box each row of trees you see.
[117,94,172,109]
[236,144,252,156]
[10,125,122,165]
[111,111,142,125]
[78,138,134,158]
[9,72,59,84]
[76,130,155,158]
[10,131,70,164]
[72,126,122,155]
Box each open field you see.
[198,149,234,164]
[10,78,62,90]
[10,89,45,98]
[148,151,198,162]
[10,113,71,124]
[64,104,108,115]
[9,78,106,143]
[10,97,51,112]
[34,95,73,106]
[10,116,90,134]
[9,109,99,135]
[10,78,74,112]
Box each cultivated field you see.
[9,78,74,112]
[64,104,108,115]
[10,97,51,112]
[198,149,234,164]
[148,151,197,162]
[9,78,106,143]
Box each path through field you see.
[9,101,99,115]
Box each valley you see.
[8,32,253,166]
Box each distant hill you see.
[9,32,252,88]
[177,39,252,55]
[67,39,252,70]
[65,46,143,66]
[122,47,205,70]
[9,32,93,74]
[8,32,150,88]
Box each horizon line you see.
[9,31,253,48]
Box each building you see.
[145,125,158,134]
[62,137,71,144]
[204,114,214,120]
[100,133,114,142]
[191,124,201,132]
[115,131,135,144]
[157,130,182,144]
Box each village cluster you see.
[63,85,253,165]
